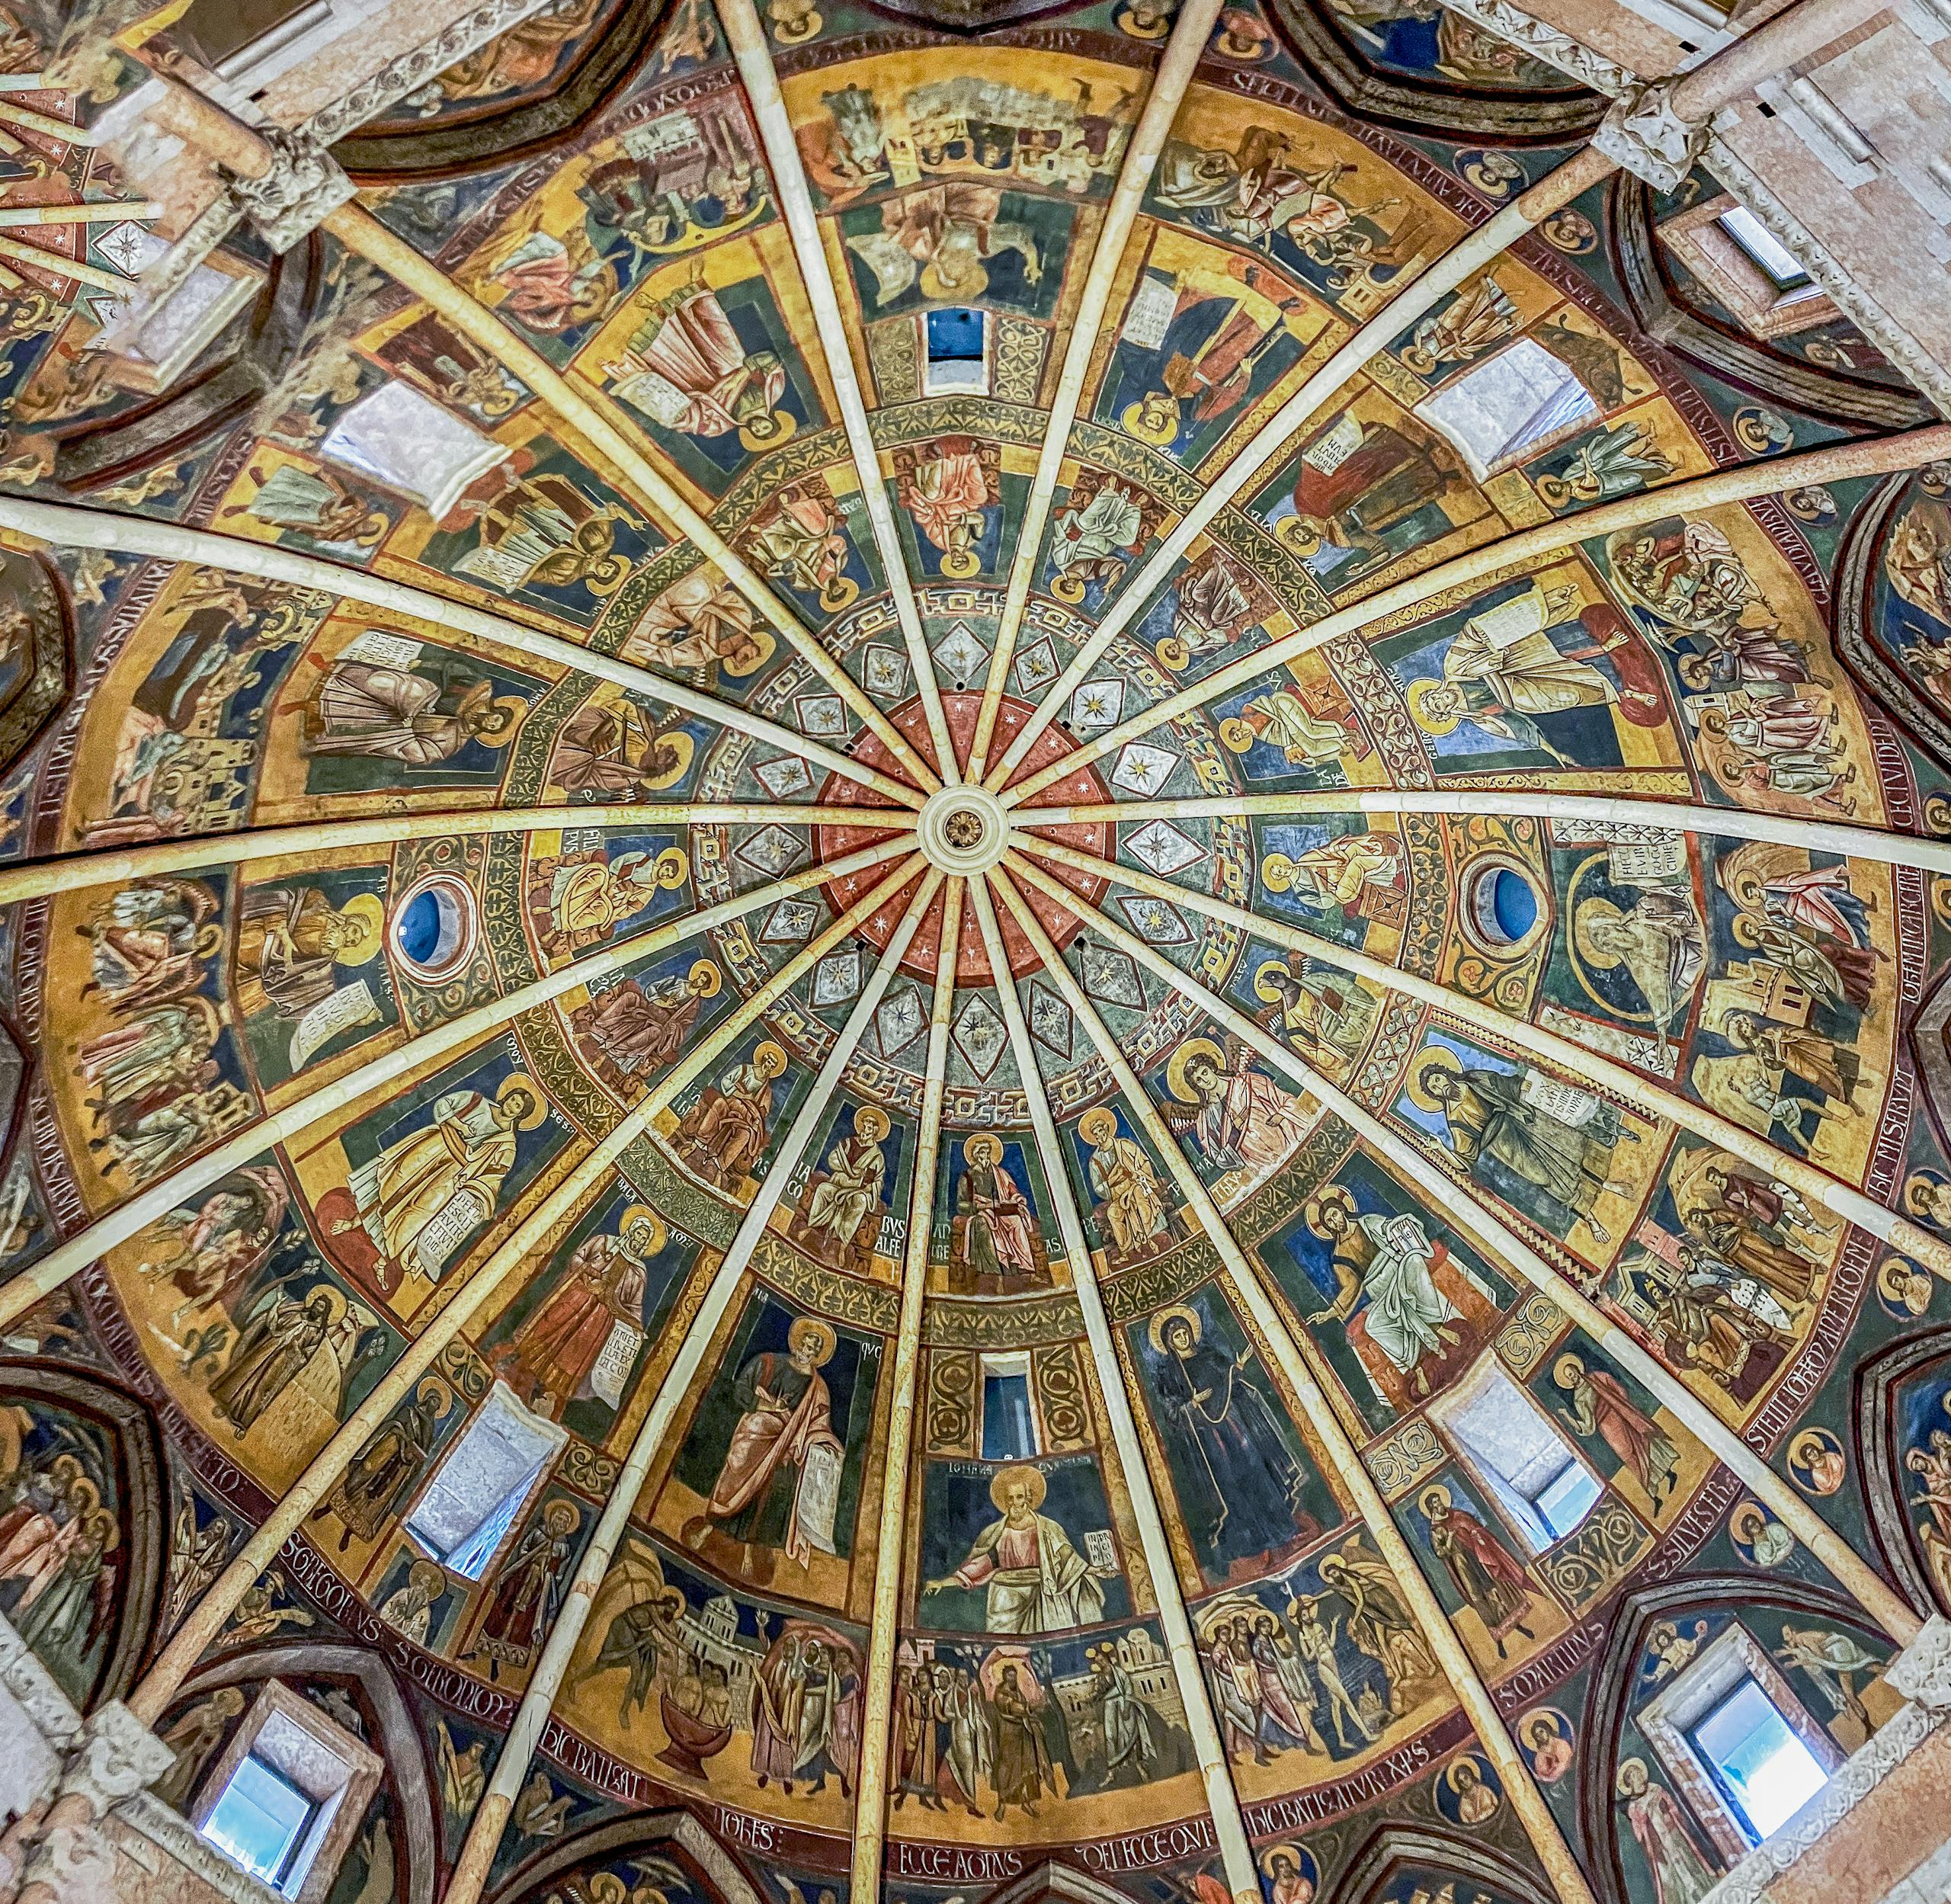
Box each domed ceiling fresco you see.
[0,2,1949,1903]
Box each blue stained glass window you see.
[200,1755,315,1887]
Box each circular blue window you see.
[390,878,473,976]
[1469,864,1540,947]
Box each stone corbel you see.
[224,126,357,255]
[8,1700,175,1904]
[1594,78,1714,193]
[1886,1611,1951,1711]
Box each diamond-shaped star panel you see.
[795,693,847,738]
[812,947,861,1008]
[1068,678,1124,732]
[1079,943,1143,1009]
[1015,638,1059,693]
[862,645,908,697]
[1111,742,1177,797]
[953,992,1009,1079]
[1029,980,1072,1058]
[734,825,808,877]
[876,984,927,1057]
[753,755,812,800]
[932,622,988,683]
[761,896,820,943]
[1124,819,1203,877]
[1116,893,1191,944]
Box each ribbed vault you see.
[1,2,1949,1902]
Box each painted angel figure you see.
[1161,1037,1311,1175]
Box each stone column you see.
[1594,0,1893,188]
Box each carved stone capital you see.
[61,1702,174,1819]
[1888,1613,1951,1712]
[226,126,357,253]
[1594,79,1712,194]
[1435,0,1633,96]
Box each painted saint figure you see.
[1412,1050,1635,1242]
[1150,1304,1316,1568]
[332,1078,540,1283]
[1305,1188,1459,1397]
[675,1044,784,1188]
[1552,1352,1679,1505]
[1082,1107,1171,1258]
[796,1107,889,1261]
[1421,1486,1535,1656]
[303,656,521,765]
[499,1208,665,1416]
[1616,1757,1720,1904]
[1162,1037,1310,1175]
[603,264,787,444]
[954,1134,1040,1286]
[692,1317,843,1571]
[572,960,719,1081]
[926,1465,1112,1632]
[470,1500,580,1678]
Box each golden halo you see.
[1880,1257,1923,1306]
[1418,1482,1453,1515]
[653,848,690,890]
[1257,1846,1307,1880]
[1165,1036,1224,1106]
[1050,572,1088,603]
[335,893,387,966]
[770,6,820,41]
[722,628,772,678]
[1254,958,1292,1002]
[1148,1303,1201,1354]
[1405,1043,1463,1112]
[1446,1755,1489,1795]
[1552,1352,1585,1387]
[1219,716,1257,755]
[642,729,694,788]
[939,547,981,579]
[416,1376,453,1414]
[787,1316,837,1366]
[751,1040,788,1078]
[477,695,527,748]
[963,1133,1001,1166]
[1121,395,1178,447]
[1116,5,1171,37]
[195,922,226,962]
[408,1559,447,1598]
[619,1204,668,1255]
[1304,1184,1356,1238]
[739,410,796,455]
[1405,678,1460,737]
[988,1463,1046,1512]
[1274,516,1321,559]
[1078,1106,1117,1146]
[545,1499,581,1535]
[1907,1171,1946,1215]
[853,1104,890,1142]
[499,1072,549,1130]
[1731,912,1767,950]
[1155,635,1190,673]
[921,260,988,303]
[309,1285,349,1327]
[1571,895,1628,973]
[1259,851,1296,893]
[687,958,721,998]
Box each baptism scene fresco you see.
[0,0,1949,1902]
